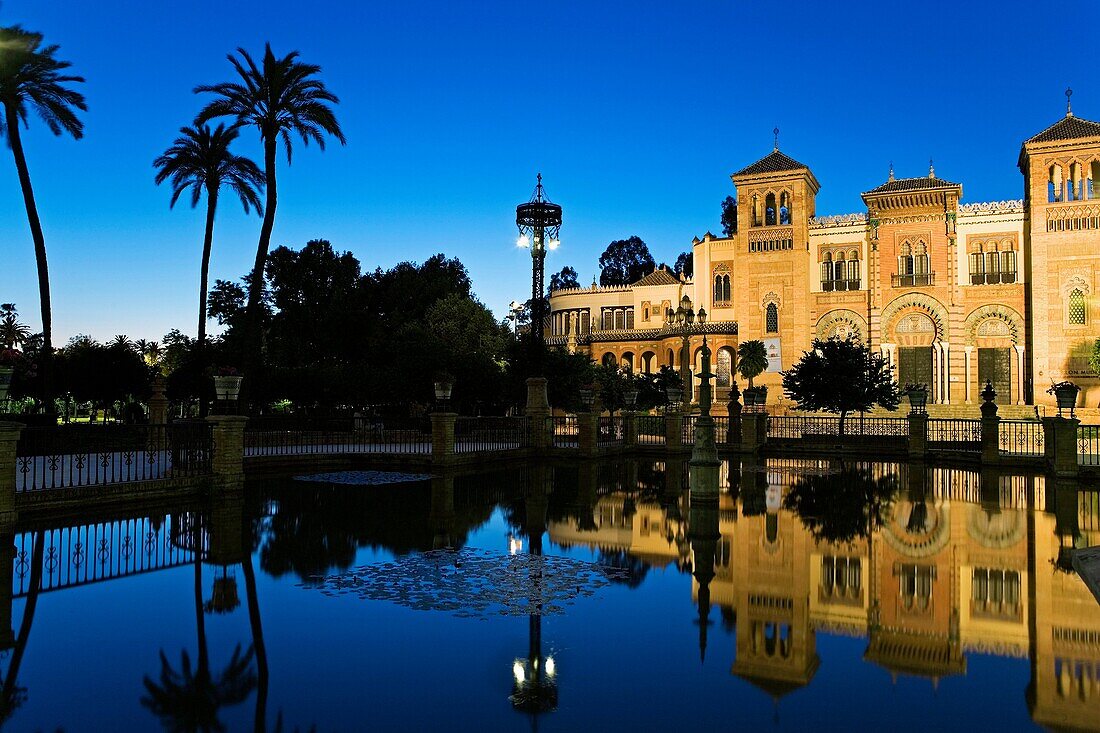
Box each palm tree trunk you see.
[193,519,209,678]
[3,533,44,703]
[5,106,53,412]
[242,553,268,733]
[197,190,218,419]
[242,137,278,411]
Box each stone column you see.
[963,347,973,404]
[430,412,457,467]
[1051,416,1080,478]
[942,342,951,404]
[907,412,928,460]
[525,377,551,452]
[0,422,24,531]
[1014,345,1026,405]
[1042,416,1058,464]
[206,415,248,494]
[623,410,638,449]
[148,375,168,425]
[665,413,683,451]
[740,412,766,453]
[578,412,599,458]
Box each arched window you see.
[765,302,779,333]
[1049,163,1064,203]
[602,352,617,367]
[821,252,833,288]
[847,250,860,283]
[914,241,929,275]
[716,348,732,387]
[834,252,846,281]
[970,249,985,284]
[897,243,913,276]
[765,193,777,226]
[752,195,761,227]
[714,274,723,302]
[986,248,1000,277]
[1069,288,1087,325]
[722,274,731,302]
[1069,162,1083,201]
[779,192,791,225]
[1001,250,1017,282]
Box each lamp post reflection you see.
[510,472,558,720]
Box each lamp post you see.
[667,297,706,412]
[516,174,563,374]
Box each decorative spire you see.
[534,172,544,201]
[928,157,935,178]
[773,126,780,151]
[888,161,895,181]
[1066,87,1074,117]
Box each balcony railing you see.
[821,279,862,292]
[969,271,1017,285]
[892,273,935,287]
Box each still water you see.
[4,459,1099,731]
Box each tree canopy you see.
[720,196,737,237]
[784,463,898,544]
[598,236,655,286]
[549,266,580,292]
[674,251,693,278]
[781,336,900,433]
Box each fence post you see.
[623,411,638,449]
[525,377,552,453]
[665,413,683,451]
[1042,416,1058,464]
[206,415,248,493]
[0,422,23,530]
[727,387,742,449]
[740,411,765,453]
[1051,416,1080,478]
[578,412,599,457]
[980,383,1001,465]
[431,412,457,467]
[907,413,928,460]
[148,374,168,426]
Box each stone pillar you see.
[665,412,683,451]
[524,377,550,414]
[431,412,457,467]
[727,383,742,448]
[0,422,24,531]
[740,412,765,453]
[980,382,1001,465]
[963,346,973,404]
[206,415,248,493]
[907,412,928,460]
[1051,416,1080,478]
[1014,345,1025,405]
[1042,416,1058,464]
[578,412,599,458]
[942,342,951,404]
[525,377,551,452]
[623,410,638,449]
[429,473,456,549]
[148,375,168,425]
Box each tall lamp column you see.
[516,174,562,375]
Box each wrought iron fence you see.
[551,416,578,448]
[636,415,666,445]
[598,416,624,447]
[927,418,982,451]
[454,417,528,453]
[767,415,909,439]
[1078,424,1100,466]
[244,416,431,456]
[999,420,1044,457]
[15,422,212,492]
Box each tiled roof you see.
[733,150,809,177]
[864,176,960,195]
[632,268,679,287]
[1025,114,1100,143]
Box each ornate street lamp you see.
[516,174,562,373]
[669,297,706,412]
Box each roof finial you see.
[888,161,895,181]
[928,157,935,178]
[773,126,780,151]
[535,171,544,200]
[1066,87,1074,117]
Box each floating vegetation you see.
[303,548,629,618]
[293,470,432,485]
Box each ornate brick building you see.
[547,104,1100,408]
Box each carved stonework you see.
[963,305,1024,346]
[881,293,950,342]
[816,309,868,342]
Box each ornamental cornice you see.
[877,213,949,226]
[586,320,739,342]
[958,200,1024,215]
[810,213,868,228]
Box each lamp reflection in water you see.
[510,472,559,718]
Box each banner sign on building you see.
[764,337,782,372]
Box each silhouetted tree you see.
[195,44,345,373]
[0,26,87,407]
[154,123,264,351]
[674,251,693,278]
[548,266,580,292]
[0,304,30,349]
[720,195,737,237]
[598,236,655,286]
[781,335,900,435]
[736,340,767,388]
[784,463,898,544]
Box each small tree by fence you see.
[781,336,901,436]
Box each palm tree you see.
[154,124,264,350]
[0,304,31,349]
[736,339,768,389]
[0,26,87,406]
[109,334,133,351]
[195,45,344,364]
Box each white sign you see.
[764,337,782,372]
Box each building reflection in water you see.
[546,459,1100,731]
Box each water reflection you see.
[0,459,1097,730]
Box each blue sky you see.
[1,0,1097,342]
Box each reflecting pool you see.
[4,459,1100,731]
